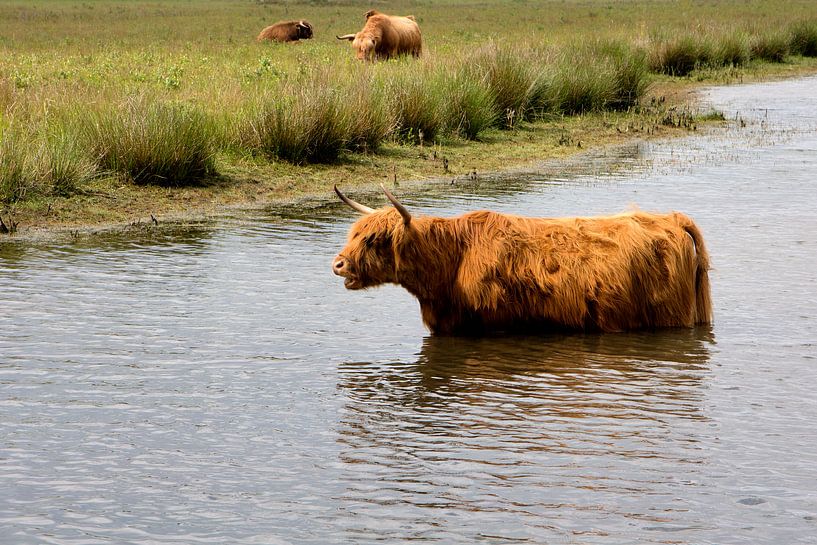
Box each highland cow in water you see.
[257,20,314,42]
[332,185,712,336]
[336,10,421,61]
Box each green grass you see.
[468,44,541,127]
[445,68,499,140]
[789,20,817,56]
[1,0,817,221]
[83,97,217,185]
[751,31,791,62]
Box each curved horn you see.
[335,185,375,214]
[336,33,356,41]
[381,184,412,225]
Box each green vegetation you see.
[1,1,816,231]
[84,98,218,185]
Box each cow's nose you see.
[332,255,348,276]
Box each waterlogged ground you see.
[1,76,816,544]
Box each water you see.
[2,76,816,544]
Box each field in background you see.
[1,0,816,232]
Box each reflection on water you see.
[344,329,713,420]
[2,77,817,544]
[336,331,713,542]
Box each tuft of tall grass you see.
[597,42,652,110]
[0,128,33,205]
[444,68,499,140]
[385,67,448,144]
[467,45,541,127]
[345,74,394,153]
[750,31,790,62]
[649,35,710,76]
[789,20,817,56]
[1,124,97,204]
[34,131,98,197]
[241,76,353,164]
[713,31,751,67]
[545,52,616,115]
[84,97,217,185]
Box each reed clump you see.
[346,75,394,153]
[750,31,791,62]
[713,31,751,67]
[385,65,449,144]
[84,98,217,186]
[239,71,393,163]
[788,20,817,57]
[650,35,711,76]
[0,128,32,205]
[0,123,97,204]
[467,44,541,127]
[444,68,499,140]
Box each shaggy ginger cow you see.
[257,20,314,42]
[332,186,712,336]
[336,10,421,60]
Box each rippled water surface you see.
[2,77,817,544]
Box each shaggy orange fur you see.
[256,20,313,42]
[337,10,421,61]
[333,200,712,336]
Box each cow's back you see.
[257,21,294,42]
[374,14,421,57]
[451,210,708,333]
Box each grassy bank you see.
[1,0,817,234]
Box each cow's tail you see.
[680,215,713,325]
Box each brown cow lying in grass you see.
[332,185,713,336]
[336,10,421,60]
[257,20,314,42]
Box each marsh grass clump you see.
[444,68,499,140]
[34,131,98,197]
[546,56,616,115]
[713,31,751,67]
[789,20,817,56]
[750,31,791,62]
[385,67,448,144]
[0,129,33,204]
[468,45,541,127]
[598,43,651,110]
[0,124,96,204]
[85,98,217,186]
[345,75,394,153]
[649,35,711,76]
[242,77,352,164]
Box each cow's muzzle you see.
[332,255,360,289]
